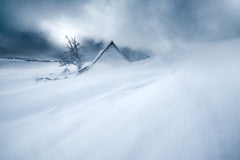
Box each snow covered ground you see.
[0,40,240,160]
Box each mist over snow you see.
[0,0,240,160]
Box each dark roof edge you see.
[90,41,128,66]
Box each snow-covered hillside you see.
[0,41,240,160]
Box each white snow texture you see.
[0,40,240,160]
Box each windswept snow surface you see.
[0,41,240,160]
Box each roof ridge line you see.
[90,41,128,66]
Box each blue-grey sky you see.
[0,0,240,57]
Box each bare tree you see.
[60,36,88,71]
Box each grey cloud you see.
[0,0,240,57]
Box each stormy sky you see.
[0,0,240,57]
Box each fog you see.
[0,39,240,160]
[0,1,240,160]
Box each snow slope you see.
[0,40,240,160]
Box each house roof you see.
[79,41,129,74]
[90,41,129,66]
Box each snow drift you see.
[0,40,240,160]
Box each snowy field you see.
[0,41,240,160]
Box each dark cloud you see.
[125,0,240,41]
[0,0,240,57]
[0,30,59,58]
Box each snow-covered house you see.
[91,41,129,66]
[79,41,129,73]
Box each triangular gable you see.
[79,41,129,74]
[90,41,129,66]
